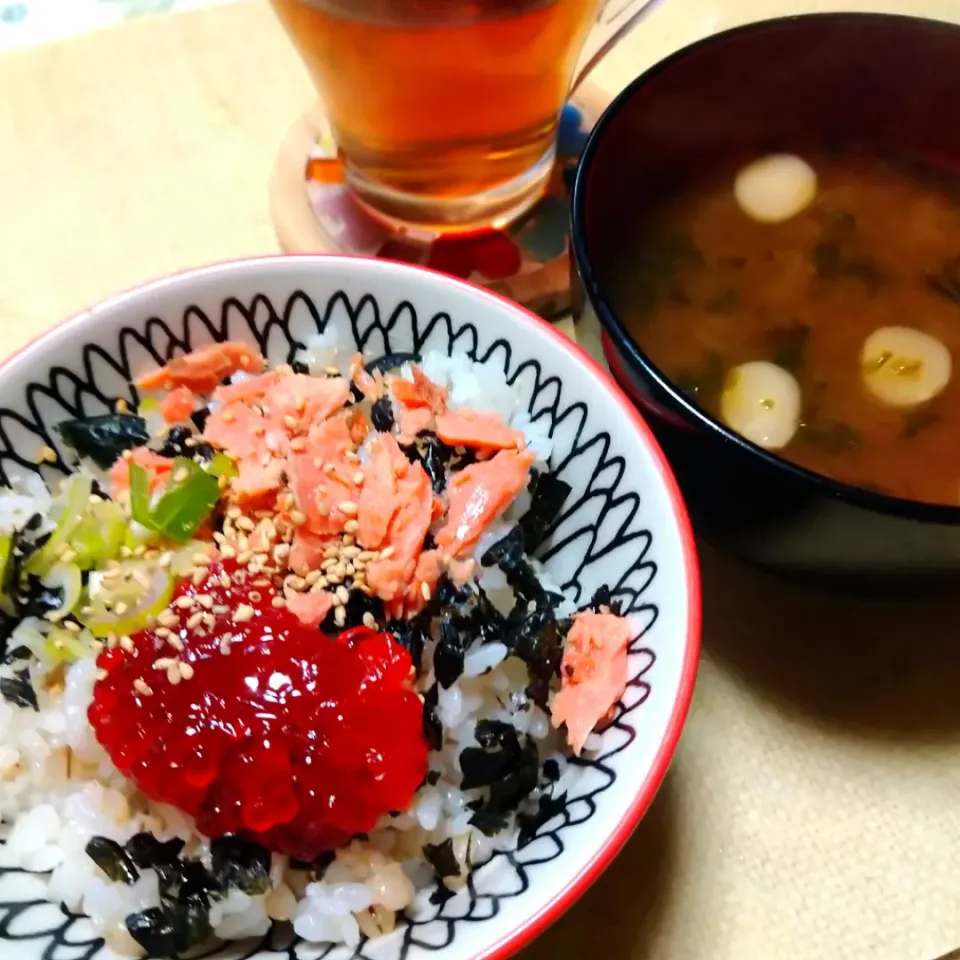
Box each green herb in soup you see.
[622,151,960,505]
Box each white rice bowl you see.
[0,257,699,960]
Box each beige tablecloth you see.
[3,1,960,958]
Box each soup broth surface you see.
[625,152,960,505]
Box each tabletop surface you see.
[4,1,960,959]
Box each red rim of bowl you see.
[2,253,701,960]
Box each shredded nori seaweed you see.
[459,720,539,821]
[0,670,38,711]
[468,804,511,837]
[422,683,443,752]
[126,907,176,956]
[401,433,475,496]
[542,758,560,782]
[210,836,272,895]
[371,396,395,433]
[585,584,623,616]
[190,408,210,433]
[517,790,568,846]
[56,413,149,468]
[125,832,185,869]
[157,424,214,462]
[422,838,461,880]
[518,469,571,553]
[430,881,456,907]
[364,352,422,377]
[17,575,63,620]
[85,836,140,885]
[479,526,564,706]
[154,858,217,952]
[434,616,466,689]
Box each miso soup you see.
[624,151,960,506]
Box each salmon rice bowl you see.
[0,336,644,954]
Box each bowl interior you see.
[582,13,960,289]
[574,13,960,521]
[0,257,698,960]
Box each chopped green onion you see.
[81,561,175,638]
[26,475,92,575]
[205,452,238,480]
[45,626,94,664]
[69,500,126,569]
[129,463,153,530]
[41,563,83,622]
[130,458,219,544]
[0,535,11,603]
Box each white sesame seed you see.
[96,668,108,681]
[195,595,214,610]
[167,635,185,652]
[192,569,207,586]
[134,679,153,696]
[362,612,376,629]
[227,507,242,520]
[106,633,119,650]
[154,627,171,639]
[158,609,179,628]
[290,510,307,526]
[236,517,256,532]
[175,596,195,609]
[342,545,361,559]
[220,544,237,559]
[185,612,204,630]
[213,605,230,615]
[380,545,396,560]
[272,597,286,608]
[344,519,360,534]
[284,415,299,430]
[192,552,212,566]
[338,500,359,516]
[345,451,361,464]
[154,657,175,670]
[352,471,365,485]
[334,606,346,627]
[179,662,195,680]
[236,550,253,564]
[235,604,255,623]
[119,635,135,652]
[158,552,173,568]
[219,573,231,589]
[335,585,350,605]
[167,664,182,686]
[91,640,105,654]
[420,582,432,601]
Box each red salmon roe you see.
[88,561,428,861]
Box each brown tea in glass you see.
[270,0,604,232]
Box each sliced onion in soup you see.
[734,154,817,224]
[720,361,801,450]
[861,326,951,408]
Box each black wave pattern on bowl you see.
[0,289,658,960]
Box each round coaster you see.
[269,84,612,321]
